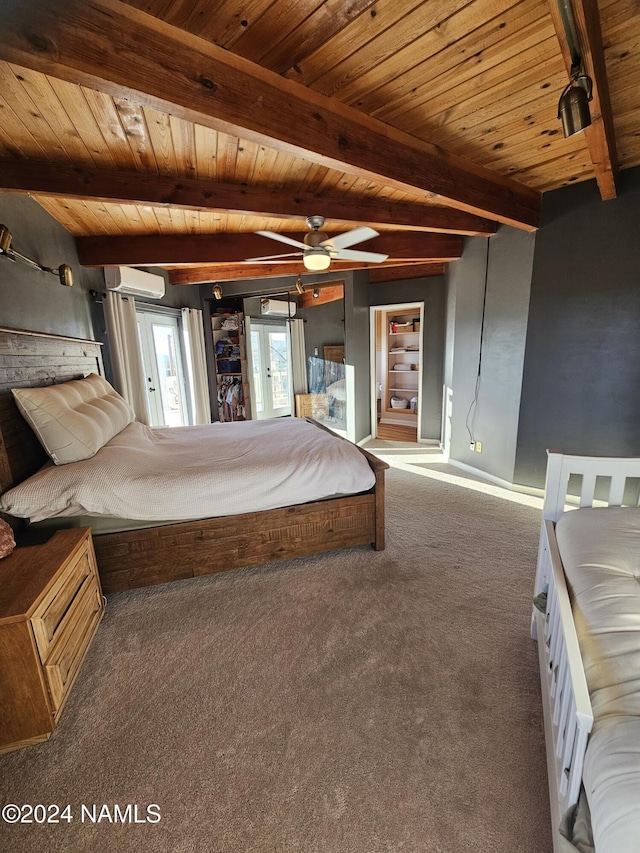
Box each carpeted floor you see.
[0,444,551,852]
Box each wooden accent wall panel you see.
[0,328,103,492]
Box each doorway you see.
[137,310,190,427]
[370,302,424,442]
[246,319,293,419]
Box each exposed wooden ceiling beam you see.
[368,263,446,283]
[0,159,496,236]
[77,232,463,268]
[0,0,540,230]
[547,0,618,199]
[168,261,446,286]
[297,284,344,310]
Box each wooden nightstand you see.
[0,527,104,754]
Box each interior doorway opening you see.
[370,302,424,443]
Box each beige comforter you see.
[0,418,376,523]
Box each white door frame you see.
[137,309,190,427]
[246,317,293,419]
[369,302,425,441]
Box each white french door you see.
[247,319,292,419]
[137,311,190,427]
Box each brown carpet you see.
[0,446,551,852]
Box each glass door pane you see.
[137,312,190,427]
[250,329,264,416]
[151,323,187,427]
[268,330,291,416]
[247,322,292,419]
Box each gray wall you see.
[296,297,345,365]
[0,193,103,339]
[369,275,445,441]
[514,167,640,488]
[344,271,371,443]
[0,191,205,395]
[446,226,535,483]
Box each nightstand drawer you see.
[44,574,102,716]
[31,539,93,662]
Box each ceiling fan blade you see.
[333,249,389,263]
[245,252,302,262]
[321,226,379,251]
[255,230,308,250]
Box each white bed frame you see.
[532,450,640,852]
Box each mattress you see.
[555,507,640,853]
[0,417,376,524]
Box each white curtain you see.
[181,308,211,424]
[103,291,150,425]
[289,318,308,395]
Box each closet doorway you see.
[247,319,293,419]
[370,302,424,442]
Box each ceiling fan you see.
[249,215,389,271]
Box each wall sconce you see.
[212,284,223,300]
[0,224,73,286]
[312,287,320,299]
[295,277,304,295]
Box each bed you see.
[531,450,640,853]
[0,327,387,594]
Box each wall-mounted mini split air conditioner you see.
[104,266,166,300]
[260,298,296,317]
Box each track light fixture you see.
[555,0,593,137]
[312,287,320,299]
[558,69,593,137]
[212,284,223,300]
[0,224,73,286]
[295,277,304,295]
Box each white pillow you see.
[12,373,135,465]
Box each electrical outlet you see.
[475,441,483,453]
[469,441,475,451]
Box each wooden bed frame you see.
[532,450,640,852]
[0,327,387,595]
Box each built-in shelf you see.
[211,311,251,422]
[383,308,421,424]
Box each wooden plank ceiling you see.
[0,0,638,286]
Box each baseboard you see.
[357,434,373,446]
[446,457,545,497]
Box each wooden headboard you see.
[0,327,104,493]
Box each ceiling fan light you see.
[558,78,592,137]
[303,248,331,271]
